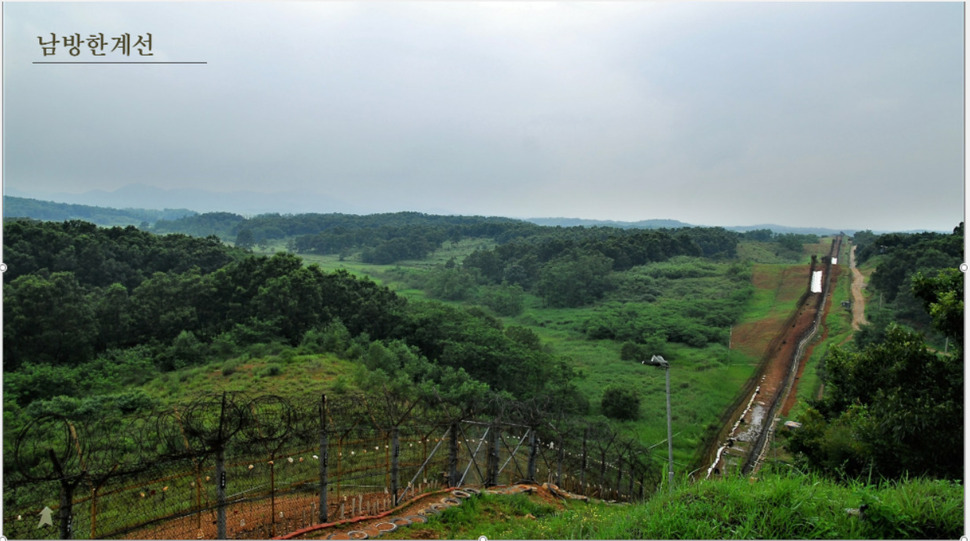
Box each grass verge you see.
[383,472,964,540]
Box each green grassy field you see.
[276,242,809,475]
[177,238,823,480]
[141,349,359,405]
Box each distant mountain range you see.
[8,186,941,236]
[5,184,358,216]
[5,194,864,236]
[3,196,196,227]
[525,217,857,236]
[525,217,694,229]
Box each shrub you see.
[221,360,240,377]
[620,341,645,361]
[601,386,640,421]
[478,284,525,316]
[259,364,283,377]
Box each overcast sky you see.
[2,2,965,231]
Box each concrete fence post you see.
[487,423,500,486]
[391,426,400,506]
[580,427,589,494]
[526,428,538,483]
[319,394,329,523]
[216,392,228,540]
[448,422,459,487]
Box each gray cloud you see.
[2,1,963,231]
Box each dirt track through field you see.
[849,245,867,330]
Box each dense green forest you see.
[2,219,591,459]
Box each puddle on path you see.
[734,404,765,443]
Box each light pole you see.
[642,354,674,491]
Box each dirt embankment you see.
[696,264,817,478]
[700,236,844,478]
[780,265,841,417]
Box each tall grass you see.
[386,472,965,540]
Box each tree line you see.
[152,211,531,250]
[850,223,963,346]
[459,227,741,308]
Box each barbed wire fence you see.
[3,391,659,539]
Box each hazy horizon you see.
[2,2,965,232]
[5,185,957,234]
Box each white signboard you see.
[810,270,823,293]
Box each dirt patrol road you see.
[849,245,867,330]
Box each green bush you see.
[478,284,525,316]
[221,359,240,377]
[259,364,283,377]
[601,385,640,421]
[620,341,649,361]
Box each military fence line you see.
[3,391,658,539]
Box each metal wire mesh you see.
[3,392,655,539]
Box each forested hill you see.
[4,196,195,226]
[2,219,584,411]
[1,217,750,411]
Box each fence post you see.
[88,467,117,540]
[89,484,98,539]
[57,478,76,539]
[526,428,538,483]
[336,435,343,504]
[556,437,564,486]
[580,427,588,494]
[50,455,79,540]
[628,461,635,498]
[216,450,227,538]
[423,429,429,485]
[46,444,81,540]
[270,460,278,536]
[193,462,203,532]
[615,453,623,500]
[216,393,228,539]
[319,394,329,523]
[487,423,500,487]
[448,422,459,487]
[384,430,391,493]
[599,450,608,495]
[391,425,400,506]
